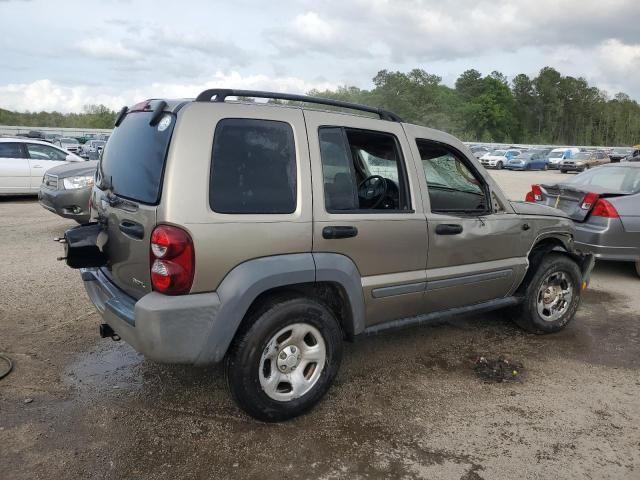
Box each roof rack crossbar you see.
[194,89,403,122]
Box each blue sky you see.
[1,0,639,112]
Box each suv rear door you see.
[306,111,428,327]
[92,101,176,298]
[405,126,528,312]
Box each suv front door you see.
[407,132,527,312]
[305,111,427,327]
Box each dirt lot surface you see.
[1,170,639,480]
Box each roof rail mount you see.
[194,89,403,122]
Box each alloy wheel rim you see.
[259,323,326,402]
[536,271,573,322]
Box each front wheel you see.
[225,297,343,422]
[510,253,582,334]
[560,169,568,174]
[497,161,504,170]
[635,260,640,278]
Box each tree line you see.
[309,67,640,146]
[0,104,116,130]
[1,67,638,145]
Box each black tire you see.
[509,253,582,334]
[635,260,640,279]
[497,161,504,170]
[225,297,343,422]
[560,169,567,174]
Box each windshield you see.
[548,151,565,158]
[570,167,640,194]
[572,152,591,160]
[61,138,78,144]
[98,111,175,204]
[613,148,632,154]
[490,150,506,156]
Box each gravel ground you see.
[1,170,639,480]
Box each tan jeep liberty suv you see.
[62,89,594,421]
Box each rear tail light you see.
[525,184,542,202]
[591,199,619,218]
[580,192,599,210]
[150,225,195,295]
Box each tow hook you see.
[99,323,121,341]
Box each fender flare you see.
[194,253,365,365]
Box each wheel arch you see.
[194,253,364,365]
[515,233,575,296]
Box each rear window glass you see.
[571,167,640,194]
[99,111,175,204]
[209,118,296,214]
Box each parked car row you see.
[474,145,620,172]
[7,130,110,149]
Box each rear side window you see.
[210,119,296,214]
[0,143,24,158]
[99,111,175,204]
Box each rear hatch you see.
[93,100,176,299]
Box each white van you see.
[547,147,580,170]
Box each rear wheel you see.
[510,253,582,334]
[225,297,343,422]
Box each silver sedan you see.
[525,163,640,277]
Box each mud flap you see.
[62,222,108,269]
[578,254,596,290]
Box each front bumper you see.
[505,163,526,170]
[82,268,222,365]
[39,186,92,221]
[560,164,586,172]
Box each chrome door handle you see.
[32,165,44,168]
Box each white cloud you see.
[76,38,141,61]
[0,73,339,113]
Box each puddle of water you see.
[65,341,145,392]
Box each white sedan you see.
[480,149,521,169]
[0,138,84,195]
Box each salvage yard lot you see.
[1,169,639,480]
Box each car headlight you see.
[63,175,94,189]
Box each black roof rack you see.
[194,89,404,122]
